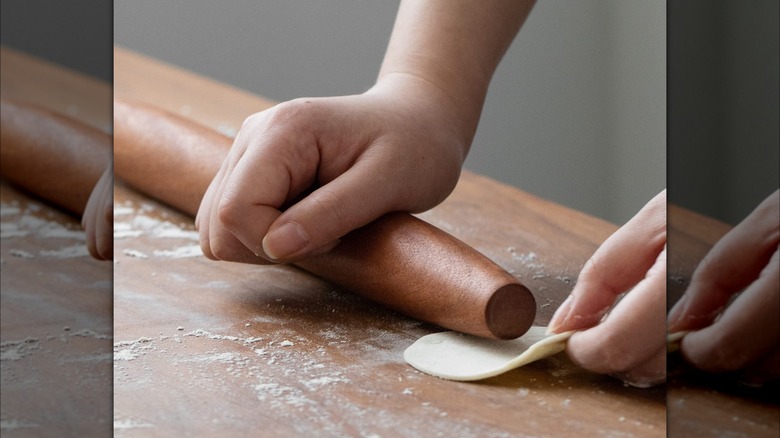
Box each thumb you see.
[262,160,398,262]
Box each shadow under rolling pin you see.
[113,98,536,340]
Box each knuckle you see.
[308,190,352,240]
[240,111,265,131]
[240,100,311,133]
[578,255,614,294]
[98,239,112,260]
[266,99,316,128]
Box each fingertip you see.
[97,234,113,261]
[199,236,218,261]
[104,204,113,223]
[551,298,611,333]
[667,294,689,332]
[85,239,100,261]
[261,221,311,261]
[547,295,573,333]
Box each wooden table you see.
[0,47,113,436]
[113,47,665,437]
[4,46,777,437]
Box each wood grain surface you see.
[0,47,113,436]
[3,44,776,438]
[113,47,665,437]
[113,98,537,340]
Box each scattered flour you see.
[512,251,543,268]
[182,329,245,342]
[122,249,149,259]
[37,227,85,240]
[0,418,40,430]
[9,249,34,259]
[0,223,28,239]
[113,417,154,430]
[114,223,143,239]
[153,245,202,258]
[69,329,112,340]
[0,206,22,216]
[10,215,85,240]
[123,215,199,241]
[113,209,203,258]
[0,338,40,361]
[182,351,242,364]
[154,228,199,240]
[301,375,349,391]
[253,382,314,408]
[39,245,90,258]
[113,337,155,361]
[505,247,550,279]
[115,326,353,414]
[113,207,135,216]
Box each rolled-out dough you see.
[666,331,689,353]
[404,326,574,381]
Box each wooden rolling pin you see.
[0,100,111,216]
[114,98,536,339]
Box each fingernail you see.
[262,222,310,260]
[548,295,574,334]
[667,294,689,331]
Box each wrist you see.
[368,71,480,155]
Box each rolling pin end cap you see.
[486,283,536,340]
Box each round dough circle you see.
[404,326,574,381]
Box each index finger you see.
[549,190,666,332]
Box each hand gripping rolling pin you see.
[114,98,536,339]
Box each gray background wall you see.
[1,0,112,81]
[114,0,667,224]
[668,0,779,225]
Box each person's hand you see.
[548,190,667,387]
[668,190,779,385]
[82,165,113,260]
[197,75,468,264]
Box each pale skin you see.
[198,0,668,385]
[82,166,114,260]
[668,190,779,385]
[197,0,534,263]
[548,191,667,387]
